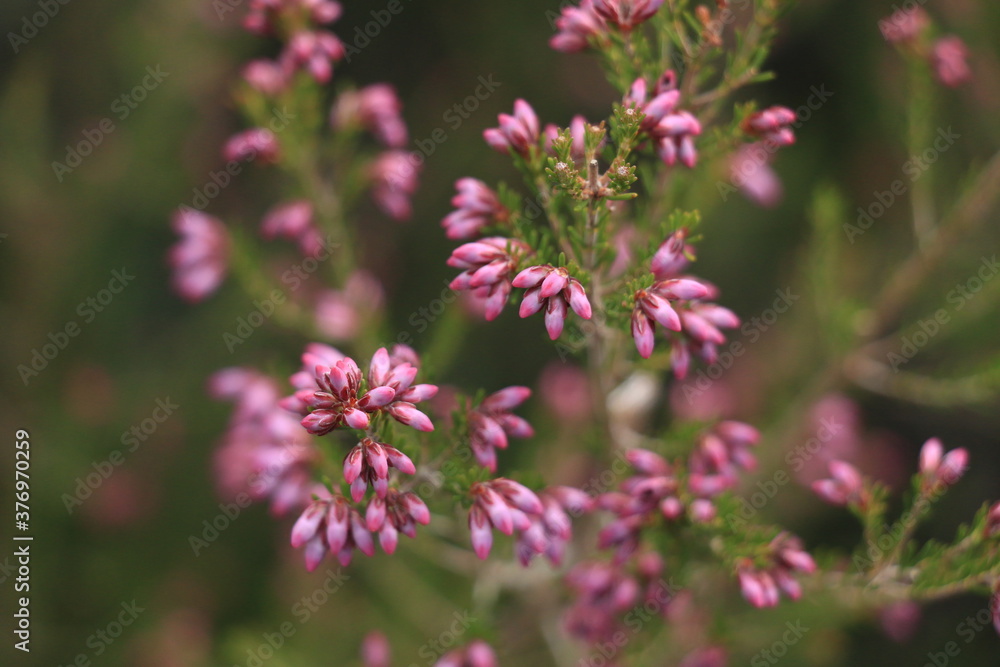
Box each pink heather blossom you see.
[314,271,385,341]
[243,0,342,36]
[370,151,420,220]
[625,75,682,134]
[435,640,497,667]
[442,178,509,240]
[650,227,694,279]
[668,300,741,378]
[538,363,591,422]
[931,36,971,87]
[209,368,316,515]
[260,199,326,257]
[448,237,530,321]
[878,7,929,44]
[332,84,408,148]
[360,631,391,667]
[289,489,374,569]
[513,265,593,340]
[737,533,815,608]
[467,478,543,559]
[223,128,280,163]
[543,114,594,160]
[282,30,345,83]
[516,487,593,566]
[483,99,540,156]
[242,59,287,96]
[919,438,968,488]
[742,106,796,148]
[467,386,534,472]
[550,0,607,52]
[292,355,396,435]
[343,437,416,502]
[730,143,783,208]
[879,601,922,643]
[653,110,701,168]
[593,0,664,30]
[688,421,761,496]
[368,346,438,432]
[168,208,230,302]
[364,487,430,553]
[631,278,712,358]
[812,460,865,506]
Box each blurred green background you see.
[2,0,1000,665]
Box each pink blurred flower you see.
[516,487,592,566]
[467,478,543,559]
[467,386,534,472]
[448,237,530,321]
[730,143,783,208]
[168,208,230,302]
[360,631,391,667]
[242,59,287,96]
[332,84,408,148]
[931,36,971,87]
[513,265,592,340]
[812,460,865,507]
[314,271,385,341]
[879,601,921,643]
[593,0,664,31]
[442,178,509,240]
[282,30,345,83]
[260,199,326,257]
[223,128,280,163]
[435,640,497,667]
[918,438,968,488]
[680,646,728,667]
[483,99,540,156]
[737,534,815,608]
[741,106,796,148]
[550,0,607,52]
[878,7,929,44]
[538,362,591,423]
[370,151,420,220]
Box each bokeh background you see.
[2,0,1000,665]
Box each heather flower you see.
[550,0,607,53]
[513,265,593,340]
[370,151,420,220]
[210,368,317,514]
[467,478,543,559]
[878,7,929,44]
[223,127,280,163]
[364,488,430,552]
[918,437,968,488]
[593,0,664,31]
[435,640,497,667]
[564,561,640,643]
[442,178,509,240]
[624,75,681,134]
[242,59,287,96]
[811,460,864,506]
[368,346,437,432]
[282,29,345,83]
[168,208,230,302]
[516,486,592,566]
[467,386,533,472]
[332,84,408,148]
[741,106,796,148]
[260,199,325,257]
[650,227,694,279]
[289,489,374,569]
[737,533,815,607]
[931,36,971,87]
[343,437,416,501]
[688,421,760,496]
[631,278,712,358]
[653,110,701,168]
[293,356,395,434]
[360,631,391,667]
[730,143,783,208]
[483,99,540,156]
[448,237,530,321]
[543,114,593,160]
